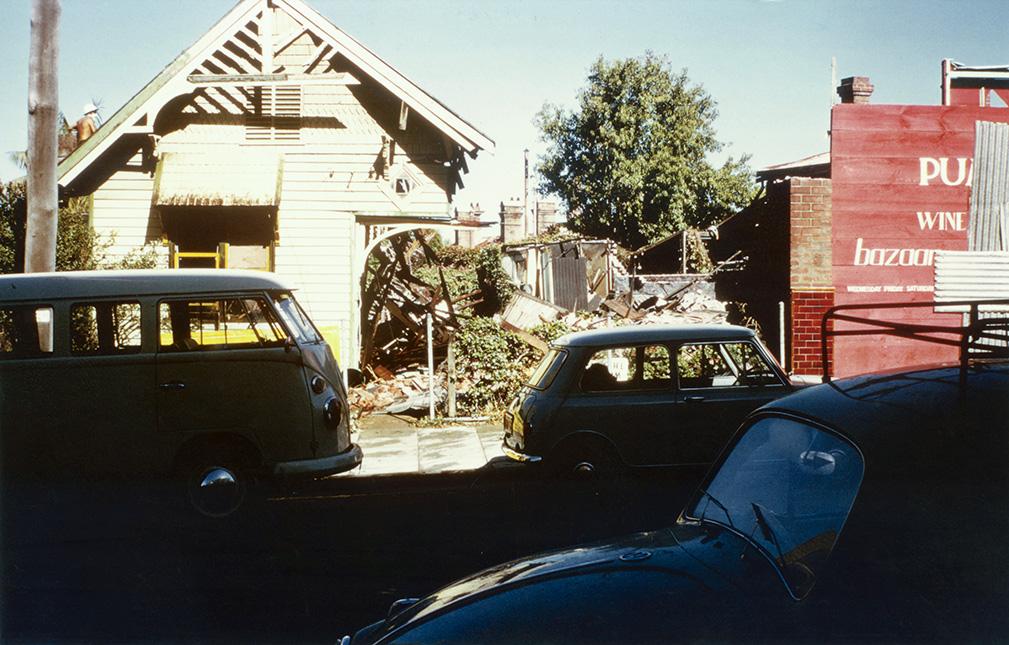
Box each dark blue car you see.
[348,356,1009,643]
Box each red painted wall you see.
[830,104,1009,376]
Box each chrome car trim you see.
[501,443,542,463]
[273,443,363,477]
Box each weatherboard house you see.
[57,0,493,367]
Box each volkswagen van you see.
[0,269,362,516]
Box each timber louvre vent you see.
[246,85,302,142]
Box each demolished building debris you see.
[351,228,737,418]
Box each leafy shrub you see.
[473,245,515,315]
[414,264,478,300]
[453,316,533,414]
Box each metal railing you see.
[820,298,1009,384]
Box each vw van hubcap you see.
[190,465,246,517]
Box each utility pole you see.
[26,0,60,273]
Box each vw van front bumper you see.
[273,443,363,478]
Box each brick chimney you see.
[534,200,560,235]
[500,199,524,243]
[454,203,483,248]
[837,76,874,104]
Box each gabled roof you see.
[58,0,493,190]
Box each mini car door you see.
[155,296,315,461]
[559,344,678,465]
[673,341,789,463]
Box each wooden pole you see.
[25,0,60,274]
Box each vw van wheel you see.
[185,458,248,518]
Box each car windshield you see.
[527,348,567,390]
[686,416,864,599]
[273,292,323,344]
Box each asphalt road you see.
[2,462,706,644]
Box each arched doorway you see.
[354,223,469,376]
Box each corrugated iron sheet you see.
[934,251,1009,311]
[968,121,1009,252]
[552,255,588,311]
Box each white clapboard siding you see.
[91,160,164,266]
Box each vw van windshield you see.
[274,293,323,344]
[687,416,864,599]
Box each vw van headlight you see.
[324,397,342,429]
[310,375,327,394]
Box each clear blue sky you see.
[1,0,1007,213]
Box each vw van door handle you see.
[684,395,705,403]
[159,381,186,391]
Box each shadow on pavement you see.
[3,462,706,643]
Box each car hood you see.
[354,522,788,643]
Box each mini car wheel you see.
[182,451,251,518]
[551,439,620,479]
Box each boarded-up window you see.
[246,85,301,142]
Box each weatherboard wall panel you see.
[90,166,161,266]
[828,103,1009,376]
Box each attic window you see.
[246,85,301,143]
[394,177,413,196]
[378,164,423,210]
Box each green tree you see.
[536,52,756,248]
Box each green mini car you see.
[503,324,794,474]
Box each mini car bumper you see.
[502,442,542,463]
[273,443,363,478]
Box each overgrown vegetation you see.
[473,245,514,316]
[452,317,576,415]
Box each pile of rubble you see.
[351,230,737,418]
[360,231,474,374]
[348,368,445,419]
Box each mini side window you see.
[159,297,288,352]
[582,345,671,391]
[678,342,779,388]
[71,302,142,354]
[0,306,54,357]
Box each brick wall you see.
[791,290,834,376]
[789,178,833,376]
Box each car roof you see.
[756,360,1009,461]
[553,324,757,348]
[0,269,293,303]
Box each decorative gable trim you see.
[58,0,493,191]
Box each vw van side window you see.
[0,306,54,358]
[678,342,780,389]
[71,302,142,354]
[159,298,288,352]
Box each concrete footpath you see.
[339,414,506,476]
